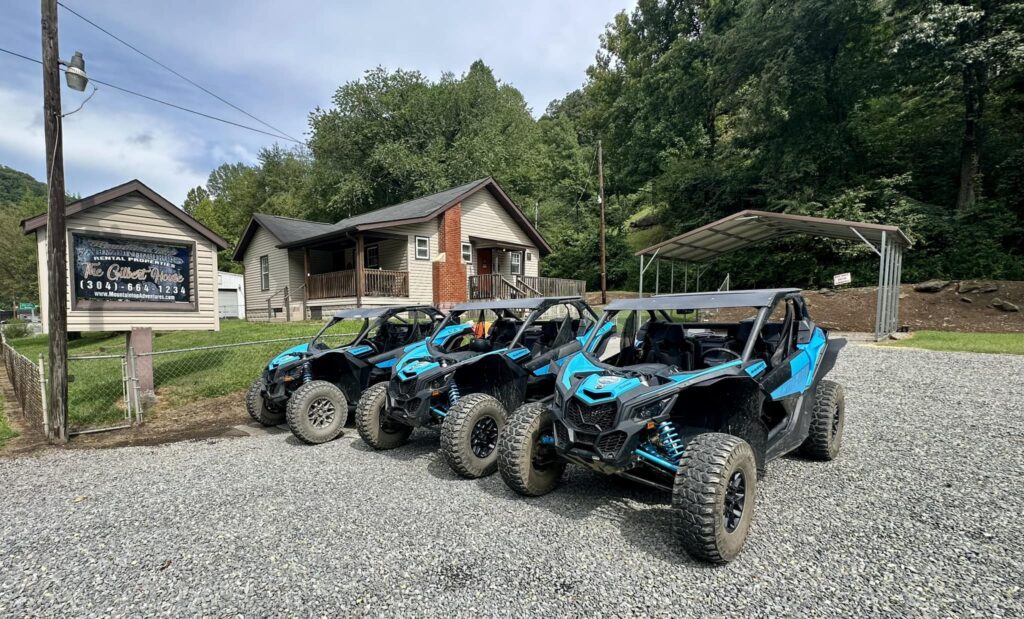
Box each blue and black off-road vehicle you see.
[247,305,469,444]
[355,296,614,478]
[497,289,846,563]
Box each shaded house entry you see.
[234,178,586,320]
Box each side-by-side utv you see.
[247,306,469,444]
[355,296,614,479]
[497,289,846,564]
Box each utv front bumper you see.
[552,399,654,472]
[386,378,446,427]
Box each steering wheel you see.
[361,339,380,354]
[702,347,741,364]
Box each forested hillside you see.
[0,166,46,304]
[185,0,1022,289]
[7,1,1022,292]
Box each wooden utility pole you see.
[41,0,68,442]
[597,140,607,305]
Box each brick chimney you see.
[432,204,467,307]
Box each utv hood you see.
[267,343,311,370]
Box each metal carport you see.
[635,210,912,340]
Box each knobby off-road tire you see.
[800,379,845,460]
[672,433,758,564]
[355,382,412,450]
[286,380,348,444]
[440,393,507,479]
[246,378,284,426]
[498,402,566,496]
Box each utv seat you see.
[488,318,519,348]
[530,322,560,355]
[644,323,694,371]
[621,362,669,376]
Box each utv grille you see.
[565,399,618,432]
[391,378,418,398]
[554,420,570,445]
[596,431,627,458]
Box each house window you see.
[365,244,380,269]
[526,251,532,262]
[259,255,270,291]
[510,251,522,275]
[461,242,472,264]
[415,236,430,260]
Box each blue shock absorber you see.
[657,421,685,463]
[301,362,313,385]
[448,381,461,407]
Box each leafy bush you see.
[1,319,31,340]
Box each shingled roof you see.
[233,178,552,260]
[21,179,229,249]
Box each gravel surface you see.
[1,344,1022,617]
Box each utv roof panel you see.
[451,296,582,312]
[331,305,438,320]
[606,289,801,311]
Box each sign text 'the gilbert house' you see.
[21,179,228,334]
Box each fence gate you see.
[65,352,138,436]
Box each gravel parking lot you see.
[1,343,1022,617]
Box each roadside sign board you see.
[833,272,852,286]
[18,303,38,311]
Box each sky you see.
[0,1,633,205]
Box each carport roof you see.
[637,210,912,262]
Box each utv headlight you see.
[281,365,305,383]
[630,397,672,421]
[429,376,450,391]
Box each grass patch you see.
[10,319,360,429]
[0,391,18,447]
[886,330,1024,355]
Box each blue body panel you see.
[770,327,827,400]
[394,324,473,376]
[267,343,310,370]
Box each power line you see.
[57,1,303,144]
[0,46,302,143]
[571,147,599,217]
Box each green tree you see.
[307,61,543,221]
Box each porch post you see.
[303,246,310,319]
[355,233,365,308]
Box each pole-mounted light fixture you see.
[61,50,88,91]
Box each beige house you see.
[233,178,585,320]
[22,180,229,333]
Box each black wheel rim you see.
[470,416,499,458]
[531,426,557,471]
[723,470,746,533]
[308,397,336,428]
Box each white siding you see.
[243,226,291,314]
[385,222,438,304]
[288,249,305,295]
[36,195,220,332]
[460,190,539,277]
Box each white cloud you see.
[0,85,206,204]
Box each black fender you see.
[452,354,529,412]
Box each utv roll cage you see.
[581,288,803,368]
[311,305,443,352]
[425,296,590,360]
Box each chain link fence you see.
[3,329,361,439]
[1,331,47,434]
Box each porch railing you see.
[307,269,409,300]
[468,274,586,300]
